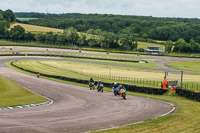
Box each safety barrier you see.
[176,89,200,102]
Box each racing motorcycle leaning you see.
[89,82,94,90]
[120,87,126,100]
[97,83,104,93]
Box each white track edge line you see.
[87,100,175,133]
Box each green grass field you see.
[9,60,162,88]
[168,52,200,58]
[0,75,48,107]
[137,41,165,50]
[16,18,38,21]
[9,59,200,90]
[167,60,200,72]
[62,57,157,68]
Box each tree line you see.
[3,25,139,51]
[4,24,200,53]
[1,11,200,53]
[17,12,200,44]
[0,9,15,39]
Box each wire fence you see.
[183,83,200,91]
[36,61,162,88]
[84,72,200,91]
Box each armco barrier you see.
[176,89,200,102]
[11,61,168,95]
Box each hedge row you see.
[176,89,200,102]
[11,61,167,95]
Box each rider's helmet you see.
[114,82,117,85]
[118,84,122,89]
[99,80,101,83]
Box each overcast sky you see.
[0,0,199,18]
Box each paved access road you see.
[0,56,174,133]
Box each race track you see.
[0,57,174,133]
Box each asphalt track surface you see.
[1,46,199,73]
[0,56,174,133]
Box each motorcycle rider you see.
[119,84,126,98]
[97,80,103,90]
[97,80,101,87]
[89,77,94,89]
[89,77,94,83]
[113,82,120,95]
[37,72,40,78]
[118,84,123,89]
[113,82,118,88]
[112,82,118,91]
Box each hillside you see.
[20,13,200,43]
[10,23,63,33]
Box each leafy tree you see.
[34,33,46,42]
[77,35,87,46]
[9,25,25,40]
[45,32,57,43]
[165,40,173,53]
[99,32,115,49]
[24,32,35,40]
[3,9,15,22]
[142,33,148,39]
[56,34,67,44]
[173,38,186,52]
[190,39,199,53]
[0,20,10,38]
[64,27,79,44]
[88,36,99,47]
[119,34,132,50]
[0,9,4,20]
[173,38,193,52]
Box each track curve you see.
[0,56,174,133]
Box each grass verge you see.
[167,60,200,72]
[10,60,163,88]
[0,75,48,107]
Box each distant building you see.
[146,46,164,55]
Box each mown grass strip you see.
[167,60,200,72]
[12,60,162,88]
[0,75,48,107]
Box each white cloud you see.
[0,0,200,18]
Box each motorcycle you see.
[120,88,126,100]
[37,73,40,78]
[112,87,120,96]
[97,83,104,93]
[89,82,94,90]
